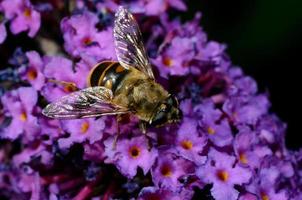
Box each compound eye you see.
[167,95,178,107]
[151,110,167,126]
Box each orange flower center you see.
[81,122,89,133]
[20,112,27,122]
[162,57,173,67]
[129,146,140,158]
[27,69,37,81]
[239,152,248,164]
[217,170,229,182]
[24,8,31,17]
[160,164,172,177]
[181,140,193,150]
[261,193,269,200]
[207,127,215,135]
[63,84,77,93]
[82,37,93,46]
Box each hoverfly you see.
[42,7,182,133]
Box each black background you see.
[183,0,302,150]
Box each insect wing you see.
[42,86,129,119]
[114,6,155,79]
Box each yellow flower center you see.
[181,140,193,150]
[27,69,37,81]
[129,146,140,159]
[160,164,172,177]
[239,152,248,164]
[24,8,31,17]
[207,127,215,135]
[80,122,89,133]
[20,112,27,122]
[162,57,173,67]
[217,170,229,182]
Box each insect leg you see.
[47,79,79,91]
[139,120,155,150]
[113,114,122,149]
[139,121,147,134]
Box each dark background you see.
[184,0,302,150]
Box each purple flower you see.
[37,116,64,145]
[42,56,78,84]
[18,51,45,91]
[238,193,258,200]
[197,41,226,62]
[256,114,287,147]
[1,0,41,37]
[0,87,40,141]
[58,118,105,149]
[138,186,192,200]
[223,94,271,126]
[233,126,272,168]
[15,171,42,198]
[105,136,158,179]
[194,100,233,147]
[151,150,194,191]
[144,0,187,16]
[176,118,207,165]
[152,13,226,78]
[61,11,116,60]
[227,67,258,95]
[13,143,53,167]
[41,56,88,102]
[152,36,196,78]
[246,163,289,200]
[94,0,186,16]
[197,148,252,200]
[83,142,105,163]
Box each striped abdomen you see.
[87,61,129,94]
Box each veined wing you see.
[42,86,130,119]
[114,6,155,79]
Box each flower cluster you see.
[1,0,301,200]
[0,0,41,43]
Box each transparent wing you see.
[114,6,155,79]
[42,86,130,119]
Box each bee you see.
[42,7,182,132]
